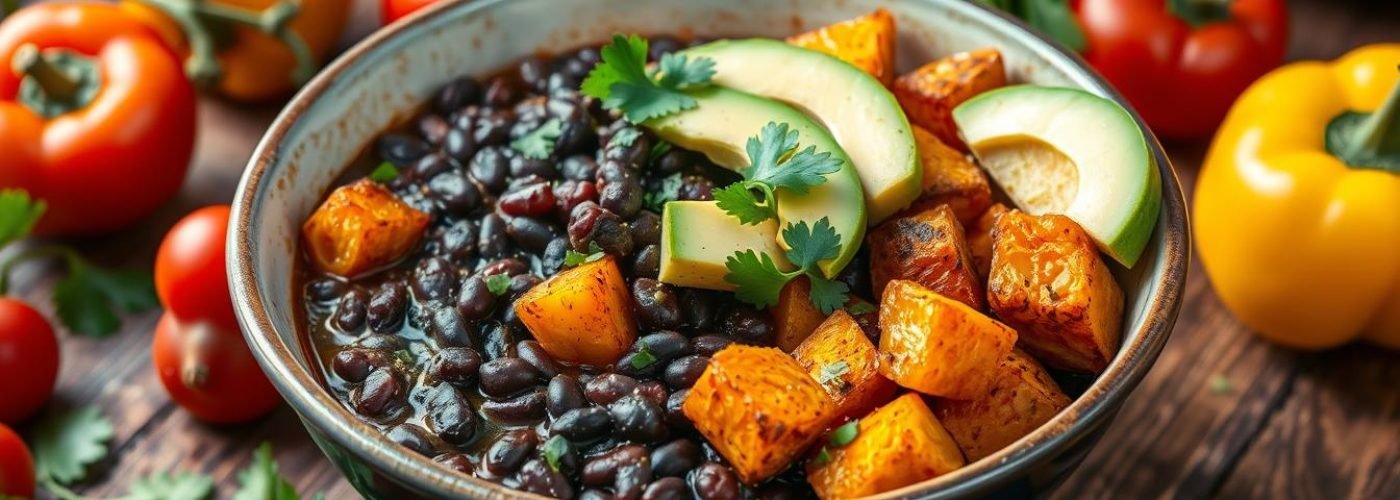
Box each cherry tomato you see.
[152,312,281,424]
[0,423,35,498]
[0,298,59,424]
[381,0,438,24]
[155,205,237,331]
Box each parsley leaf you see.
[723,250,796,308]
[54,261,159,337]
[542,435,569,472]
[0,189,45,247]
[630,341,658,370]
[830,420,860,447]
[712,183,774,225]
[723,217,849,313]
[642,174,684,213]
[817,360,850,386]
[581,34,715,123]
[129,472,215,500]
[716,122,842,224]
[233,443,303,500]
[511,118,564,160]
[368,162,399,183]
[845,301,877,315]
[32,406,114,484]
[485,274,512,296]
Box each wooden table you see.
[8,0,1397,498]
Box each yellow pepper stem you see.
[1349,66,1400,158]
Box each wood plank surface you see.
[4,1,1396,499]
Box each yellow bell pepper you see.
[1195,45,1400,350]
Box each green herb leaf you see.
[814,447,833,467]
[368,162,400,183]
[610,127,642,148]
[511,118,564,160]
[32,406,114,484]
[649,140,673,161]
[817,360,851,386]
[542,435,569,472]
[845,301,877,315]
[630,341,658,370]
[53,261,158,337]
[580,34,715,122]
[830,420,860,447]
[723,250,795,308]
[233,443,302,500]
[783,218,842,271]
[743,122,842,195]
[807,275,850,316]
[564,241,607,267]
[651,52,716,89]
[128,472,215,500]
[712,183,775,225]
[393,349,415,366]
[978,0,1086,53]
[485,274,512,296]
[0,189,45,248]
[642,174,684,213]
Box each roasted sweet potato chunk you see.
[894,48,1006,151]
[906,126,992,225]
[988,211,1124,373]
[878,280,1017,400]
[806,393,965,498]
[967,203,1009,281]
[302,179,429,277]
[792,311,898,421]
[868,205,985,310]
[683,345,838,484]
[932,349,1071,461]
[773,277,828,352]
[515,257,637,366]
[787,9,896,85]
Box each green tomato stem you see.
[130,0,317,89]
[0,245,79,296]
[1349,67,1400,159]
[1168,0,1234,28]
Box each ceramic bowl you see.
[229,0,1189,497]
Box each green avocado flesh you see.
[646,86,867,279]
[659,201,794,291]
[682,39,921,224]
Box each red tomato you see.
[155,205,237,331]
[152,312,281,424]
[0,423,35,498]
[0,298,59,424]
[381,0,439,24]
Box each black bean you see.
[677,175,714,201]
[431,219,476,262]
[485,428,539,476]
[332,348,384,383]
[427,347,481,386]
[427,172,482,215]
[353,333,406,351]
[585,373,638,406]
[305,277,346,303]
[456,275,497,321]
[430,307,476,348]
[689,462,740,500]
[547,374,587,418]
[596,158,636,185]
[634,380,668,408]
[481,257,529,277]
[679,290,721,331]
[435,77,481,113]
[386,423,439,457]
[690,335,733,357]
[432,453,474,475]
[632,280,682,330]
[411,153,452,181]
[509,155,558,179]
[506,216,558,252]
[377,133,430,165]
[478,213,510,259]
[665,389,691,431]
[629,212,662,245]
[603,128,651,169]
[469,146,510,193]
[514,96,548,123]
[517,340,562,378]
[631,244,660,279]
[614,458,653,500]
[722,306,775,345]
[609,395,668,444]
[541,237,571,276]
[478,357,543,398]
[509,274,543,299]
[332,288,368,332]
[648,36,682,61]
[560,155,599,181]
[474,112,514,147]
[424,384,476,445]
[650,440,702,478]
[836,248,872,300]
[518,459,575,500]
[519,57,550,92]
[417,114,450,146]
[599,176,643,218]
[499,182,556,217]
[481,386,547,424]
[579,490,615,500]
[484,76,521,108]
[412,256,458,302]
[552,407,613,442]
[353,368,402,417]
[582,445,647,486]
[653,149,694,176]
[663,356,709,390]
[555,111,597,157]
[642,477,688,500]
[555,180,598,220]
[443,127,477,164]
[366,282,409,333]
[755,484,803,499]
[574,204,634,256]
[480,321,517,360]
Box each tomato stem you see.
[1168,0,1234,28]
[130,0,317,89]
[11,44,79,101]
[180,321,217,389]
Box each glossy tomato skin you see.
[0,423,35,498]
[156,206,237,331]
[0,298,59,424]
[381,0,439,24]
[152,312,281,424]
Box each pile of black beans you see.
[300,37,829,499]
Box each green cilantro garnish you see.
[233,443,312,500]
[830,420,860,447]
[581,34,715,123]
[129,472,216,500]
[817,360,850,386]
[649,140,673,161]
[485,273,512,296]
[845,301,877,315]
[511,118,564,160]
[32,406,114,485]
[565,241,606,267]
[368,162,399,183]
[642,174,683,213]
[630,341,658,370]
[723,218,850,313]
[0,190,45,247]
[714,122,843,225]
[542,435,569,472]
[610,127,642,148]
[814,447,833,466]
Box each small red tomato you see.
[0,298,59,424]
[381,0,439,24]
[156,205,238,331]
[152,312,281,424]
[0,423,35,498]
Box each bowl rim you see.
[228,0,1190,498]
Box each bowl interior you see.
[231,0,1185,497]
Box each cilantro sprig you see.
[485,273,512,296]
[713,122,843,225]
[642,174,683,213]
[581,34,715,123]
[564,241,606,267]
[0,190,158,336]
[511,118,564,160]
[368,162,399,183]
[723,218,849,314]
[813,420,861,467]
[817,360,850,387]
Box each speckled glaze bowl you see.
[228,0,1189,497]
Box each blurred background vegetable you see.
[0,423,35,498]
[1195,44,1400,350]
[381,0,436,24]
[0,298,58,425]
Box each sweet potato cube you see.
[301,179,430,277]
[683,345,838,484]
[807,393,965,499]
[792,311,898,421]
[906,126,992,226]
[773,277,829,352]
[515,257,637,366]
[868,205,985,310]
[932,349,1071,461]
[967,203,1009,280]
[988,211,1124,373]
[894,48,1007,151]
[787,9,896,85]
[878,280,1017,400]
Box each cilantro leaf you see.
[743,122,842,195]
[712,183,774,225]
[605,85,699,123]
[233,443,302,500]
[807,275,850,315]
[581,34,649,100]
[723,250,795,308]
[630,341,658,370]
[642,174,684,213]
[724,218,848,312]
[814,447,833,466]
[368,162,399,183]
[566,241,606,267]
[649,140,672,161]
[817,360,850,386]
[580,34,714,123]
[0,189,45,248]
[511,118,564,160]
[485,274,512,296]
[129,472,215,500]
[32,406,114,484]
[610,127,642,148]
[783,218,842,270]
[651,52,716,89]
[830,420,860,447]
[845,301,876,315]
[53,261,158,337]
[542,435,569,472]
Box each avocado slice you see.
[645,86,866,278]
[952,85,1161,267]
[681,39,920,224]
[659,201,795,290]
